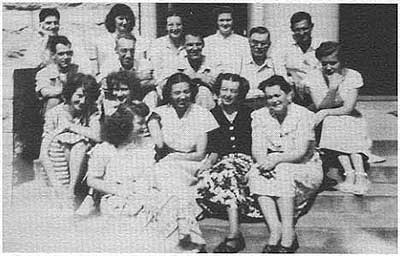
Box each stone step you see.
[313,184,397,215]
[200,224,397,253]
[370,140,397,158]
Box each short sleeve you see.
[35,69,51,93]
[87,142,116,178]
[342,69,363,90]
[296,109,315,141]
[196,106,219,134]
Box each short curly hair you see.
[258,75,292,94]
[161,73,198,105]
[104,71,143,101]
[105,4,135,33]
[63,73,99,105]
[315,41,343,62]
[213,73,249,101]
[101,102,149,146]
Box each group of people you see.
[19,3,380,253]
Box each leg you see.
[336,154,355,192]
[277,196,295,248]
[258,195,281,245]
[69,142,89,194]
[227,205,240,237]
[351,153,370,195]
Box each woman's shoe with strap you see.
[213,233,245,253]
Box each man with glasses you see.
[35,35,80,113]
[274,11,322,107]
[240,26,284,109]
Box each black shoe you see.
[262,243,280,253]
[277,236,299,253]
[178,234,206,252]
[213,233,246,253]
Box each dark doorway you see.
[339,4,397,96]
[156,3,248,38]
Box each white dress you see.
[304,68,372,156]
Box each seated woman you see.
[195,73,255,253]
[248,75,323,253]
[148,72,219,250]
[303,41,372,195]
[85,102,202,252]
[39,73,101,210]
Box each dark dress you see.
[197,105,263,220]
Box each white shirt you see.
[203,31,250,75]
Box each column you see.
[139,3,157,40]
[248,3,265,32]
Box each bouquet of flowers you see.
[197,153,263,219]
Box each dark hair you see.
[183,29,204,44]
[165,9,184,21]
[39,8,60,22]
[104,71,143,101]
[101,102,149,146]
[290,11,312,27]
[249,26,270,37]
[213,73,249,101]
[62,73,100,125]
[162,73,198,105]
[258,75,292,94]
[105,4,135,33]
[214,6,233,21]
[315,41,342,61]
[47,35,71,54]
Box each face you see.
[217,13,233,36]
[264,85,292,115]
[184,35,204,60]
[166,16,183,39]
[40,16,60,36]
[219,80,240,106]
[291,19,313,44]
[54,43,73,69]
[132,115,146,135]
[115,15,131,34]
[320,51,341,76]
[70,87,86,112]
[111,83,130,105]
[170,82,191,111]
[116,38,135,70]
[249,32,271,58]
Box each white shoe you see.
[368,153,386,163]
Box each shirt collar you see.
[292,37,320,52]
[216,30,234,39]
[246,55,273,68]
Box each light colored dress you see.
[248,104,323,219]
[86,140,203,252]
[303,68,372,156]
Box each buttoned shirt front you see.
[35,63,80,95]
[203,31,250,75]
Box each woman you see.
[148,11,186,86]
[92,4,148,77]
[248,75,323,253]
[148,72,219,250]
[39,73,101,210]
[195,73,255,253]
[303,41,371,195]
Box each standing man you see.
[274,11,322,107]
[240,26,285,109]
[203,6,249,75]
[35,35,79,113]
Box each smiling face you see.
[264,85,292,115]
[217,13,233,36]
[40,15,60,36]
[54,43,73,69]
[170,82,191,111]
[249,32,271,59]
[320,50,341,76]
[166,15,183,40]
[219,80,240,106]
[115,15,132,34]
[111,83,130,105]
[184,34,204,60]
[132,114,146,135]
[116,38,135,70]
[70,87,86,112]
[291,19,313,45]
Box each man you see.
[99,33,158,108]
[240,26,285,109]
[35,35,79,113]
[203,6,249,75]
[274,11,322,107]
[174,30,217,110]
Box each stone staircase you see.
[199,101,398,253]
